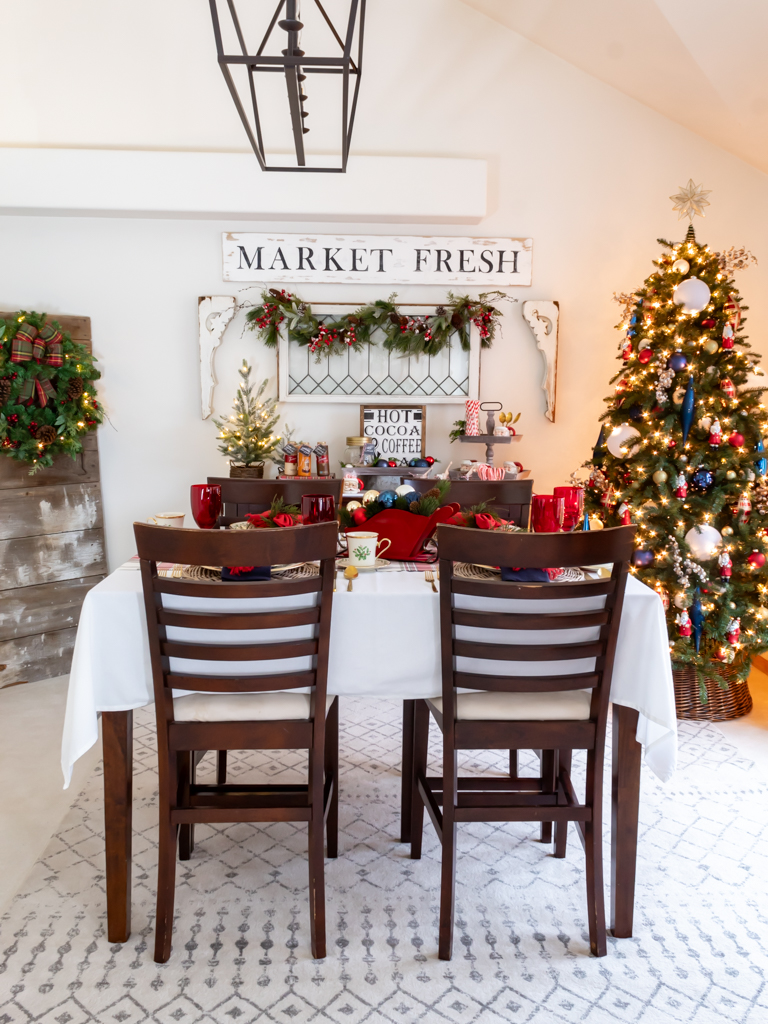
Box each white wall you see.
[2,0,768,568]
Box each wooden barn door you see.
[0,314,106,686]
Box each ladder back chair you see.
[407,524,635,960]
[208,477,343,527]
[134,521,339,963]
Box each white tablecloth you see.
[62,567,677,787]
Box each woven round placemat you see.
[181,563,319,581]
[452,564,585,582]
[673,661,753,721]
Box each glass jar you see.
[344,436,374,467]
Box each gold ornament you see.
[362,489,380,505]
[670,179,711,222]
[346,500,362,511]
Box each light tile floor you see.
[1,663,767,913]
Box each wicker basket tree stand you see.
[673,660,753,722]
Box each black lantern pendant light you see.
[208,0,366,173]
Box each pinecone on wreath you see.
[35,425,57,445]
[450,312,463,329]
[66,376,84,400]
[0,378,11,405]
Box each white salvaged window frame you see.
[276,304,481,405]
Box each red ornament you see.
[701,318,716,329]
[668,439,676,449]
[720,378,736,398]
[728,432,745,448]
[726,618,741,644]
[719,551,732,578]
[424,456,435,465]
[638,349,653,365]
[748,549,766,568]
[676,610,692,637]
[352,507,368,526]
[622,339,633,361]
[387,459,398,468]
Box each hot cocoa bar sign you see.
[222,233,532,287]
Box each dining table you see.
[62,558,677,945]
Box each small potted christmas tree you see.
[214,361,282,478]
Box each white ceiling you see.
[458,0,768,175]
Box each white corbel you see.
[199,295,236,419]
[522,300,559,422]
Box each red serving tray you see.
[344,503,461,560]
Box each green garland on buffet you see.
[0,311,102,472]
[338,480,452,529]
[246,288,508,358]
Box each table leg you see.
[611,705,641,938]
[400,700,415,843]
[102,709,133,943]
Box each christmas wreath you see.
[246,288,509,358]
[0,311,102,472]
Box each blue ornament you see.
[668,351,688,372]
[582,513,590,531]
[690,589,705,654]
[755,439,767,477]
[378,490,397,508]
[376,458,390,467]
[680,375,695,443]
[629,315,638,325]
[413,459,429,467]
[627,329,636,338]
[628,403,643,422]
[633,549,655,568]
[691,467,714,493]
[593,425,607,461]
[400,490,420,506]
[408,458,420,467]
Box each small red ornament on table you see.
[726,617,740,645]
[424,456,435,465]
[352,507,368,526]
[676,609,692,637]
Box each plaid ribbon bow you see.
[10,322,64,369]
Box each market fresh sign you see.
[222,233,532,287]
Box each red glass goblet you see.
[301,493,336,524]
[530,494,565,533]
[190,484,222,529]
[553,486,584,532]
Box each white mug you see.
[147,513,185,528]
[346,531,391,568]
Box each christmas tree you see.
[214,361,282,467]
[582,181,768,686]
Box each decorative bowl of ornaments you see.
[340,481,459,560]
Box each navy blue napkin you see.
[500,567,550,582]
[221,566,271,581]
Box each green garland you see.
[0,311,102,473]
[338,480,452,529]
[246,288,509,358]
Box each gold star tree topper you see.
[670,179,711,221]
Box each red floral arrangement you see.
[244,496,302,529]
[447,502,514,530]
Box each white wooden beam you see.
[0,149,487,223]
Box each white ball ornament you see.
[346,500,362,511]
[674,592,691,609]
[672,259,690,274]
[703,338,719,355]
[638,337,652,350]
[652,469,668,484]
[362,489,380,505]
[606,424,641,458]
[726,470,737,480]
[698,416,712,432]
[395,484,415,496]
[672,276,711,314]
[684,524,723,561]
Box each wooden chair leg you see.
[216,750,227,785]
[325,697,339,859]
[509,749,519,779]
[584,750,607,957]
[409,700,430,860]
[154,750,179,964]
[438,742,457,961]
[178,752,194,861]
[400,700,415,843]
[539,749,556,844]
[308,728,327,959]
[554,749,572,859]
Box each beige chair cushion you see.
[173,692,334,723]
[429,689,592,721]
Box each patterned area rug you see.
[1,699,767,1024]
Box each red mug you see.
[190,484,222,529]
[530,494,565,533]
[301,493,336,524]
[553,486,584,532]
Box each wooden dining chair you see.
[133,520,339,963]
[407,524,634,960]
[207,477,343,527]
